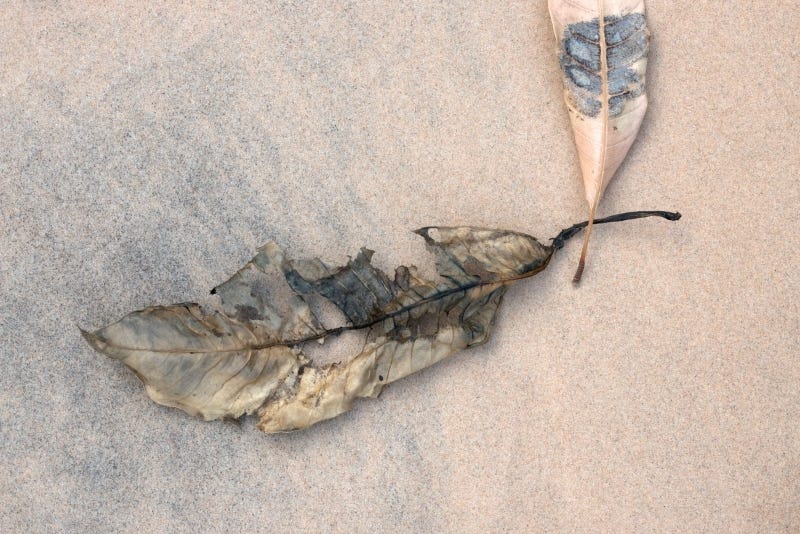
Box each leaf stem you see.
[575,0,610,284]
[550,210,681,251]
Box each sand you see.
[2,1,798,531]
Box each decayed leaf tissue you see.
[83,213,678,433]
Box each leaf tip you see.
[413,227,435,244]
[79,328,104,351]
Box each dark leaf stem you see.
[550,210,681,251]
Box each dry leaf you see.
[549,0,650,281]
[83,212,678,433]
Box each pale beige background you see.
[2,1,798,532]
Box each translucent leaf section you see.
[82,305,303,421]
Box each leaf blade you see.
[549,0,650,279]
[83,227,555,431]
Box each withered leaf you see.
[83,212,679,433]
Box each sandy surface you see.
[2,1,798,531]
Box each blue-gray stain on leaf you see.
[559,13,649,118]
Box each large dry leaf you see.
[549,0,650,280]
[83,212,678,433]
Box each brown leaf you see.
[549,0,650,280]
[83,213,679,433]
[83,226,553,432]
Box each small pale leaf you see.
[549,0,651,280]
[549,0,650,206]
